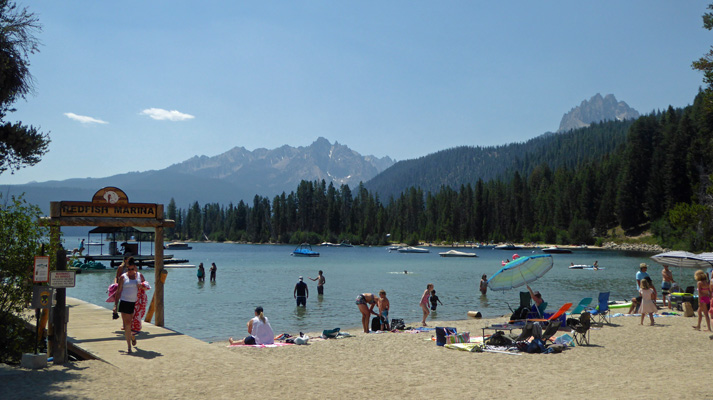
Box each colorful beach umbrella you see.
[650,251,711,269]
[487,254,553,291]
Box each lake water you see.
[61,238,695,342]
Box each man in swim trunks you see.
[661,265,674,309]
[308,270,325,295]
[294,276,308,307]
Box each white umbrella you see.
[650,251,710,269]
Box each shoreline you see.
[4,310,712,399]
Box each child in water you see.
[479,274,488,295]
[430,289,443,311]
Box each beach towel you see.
[131,276,150,332]
[227,342,294,348]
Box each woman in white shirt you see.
[113,259,146,353]
[229,306,275,345]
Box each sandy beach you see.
[1,309,710,400]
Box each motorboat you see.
[439,249,477,258]
[165,242,192,250]
[476,243,496,249]
[495,243,521,250]
[339,241,353,247]
[397,246,430,253]
[568,264,604,270]
[292,243,320,257]
[542,246,571,254]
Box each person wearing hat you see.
[294,276,309,307]
[526,284,545,316]
[229,306,274,345]
[628,264,652,314]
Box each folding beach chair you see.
[507,292,532,322]
[529,302,572,323]
[587,292,611,325]
[567,297,593,315]
[568,311,591,345]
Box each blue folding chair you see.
[587,292,611,324]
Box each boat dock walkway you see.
[57,297,214,368]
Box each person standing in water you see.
[209,262,217,282]
[479,274,488,295]
[309,270,326,295]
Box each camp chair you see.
[529,302,572,323]
[541,320,563,343]
[507,292,533,322]
[567,297,593,315]
[587,292,611,325]
[514,320,561,343]
[568,311,591,345]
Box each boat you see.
[439,249,477,258]
[397,246,430,253]
[476,243,496,249]
[320,242,337,246]
[542,246,572,254]
[339,241,353,247]
[495,243,521,250]
[568,264,604,270]
[165,242,192,250]
[292,243,320,257]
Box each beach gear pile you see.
[438,325,575,355]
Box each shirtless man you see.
[661,265,674,309]
[308,270,326,295]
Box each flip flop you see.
[131,335,137,346]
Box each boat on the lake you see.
[495,243,520,250]
[568,264,604,270]
[398,246,430,254]
[165,242,192,250]
[292,243,320,257]
[542,246,572,254]
[439,249,477,258]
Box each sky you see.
[1,1,711,185]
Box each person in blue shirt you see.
[628,263,651,314]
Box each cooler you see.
[669,293,698,312]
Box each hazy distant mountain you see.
[1,138,394,211]
[557,93,639,132]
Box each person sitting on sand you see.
[356,293,379,333]
[229,306,275,345]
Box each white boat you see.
[439,249,477,258]
[568,264,604,270]
[495,243,521,250]
[398,246,430,253]
[165,242,192,250]
[542,246,571,254]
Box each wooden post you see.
[154,208,165,327]
[47,216,60,357]
[53,248,67,364]
[144,269,167,323]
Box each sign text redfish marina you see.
[59,201,157,218]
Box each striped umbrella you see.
[487,254,553,291]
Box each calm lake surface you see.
[62,238,694,342]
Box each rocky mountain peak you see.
[557,93,639,132]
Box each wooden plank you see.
[39,216,175,228]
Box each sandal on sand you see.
[693,326,701,330]
[131,335,137,346]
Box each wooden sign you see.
[58,186,157,218]
[33,256,50,283]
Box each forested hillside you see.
[165,91,713,251]
[365,120,633,200]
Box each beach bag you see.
[485,330,512,346]
[510,306,529,321]
[435,327,457,346]
[390,318,405,330]
[321,328,340,338]
[371,316,382,331]
[683,302,695,317]
[446,332,470,344]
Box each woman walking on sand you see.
[693,270,711,331]
[420,283,434,326]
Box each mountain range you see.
[1,93,639,212]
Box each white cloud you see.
[64,112,108,124]
[140,108,195,121]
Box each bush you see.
[0,195,49,363]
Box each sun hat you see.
[640,263,648,269]
[299,276,303,280]
[105,283,118,302]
